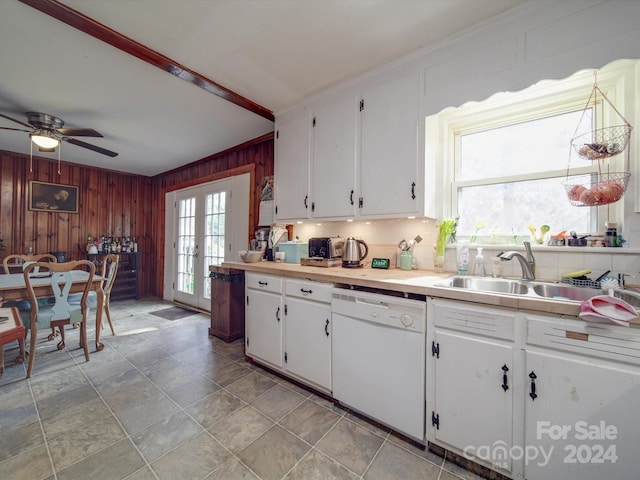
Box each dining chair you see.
[2,254,59,340]
[2,253,57,275]
[23,260,95,378]
[0,306,26,377]
[70,254,119,335]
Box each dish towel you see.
[579,294,638,326]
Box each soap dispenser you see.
[473,247,487,276]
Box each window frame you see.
[428,66,631,240]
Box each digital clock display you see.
[371,257,390,269]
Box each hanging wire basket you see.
[571,124,632,160]
[565,73,633,207]
[563,171,630,207]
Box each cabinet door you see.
[431,329,514,473]
[360,72,420,216]
[311,95,357,219]
[524,349,640,480]
[246,289,283,368]
[274,113,311,221]
[284,297,331,390]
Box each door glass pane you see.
[204,191,226,299]
[177,197,196,294]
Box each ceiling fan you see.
[0,111,118,157]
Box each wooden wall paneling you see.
[1,152,27,254]
[1,131,272,298]
[0,150,149,295]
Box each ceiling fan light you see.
[30,131,60,149]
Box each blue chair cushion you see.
[34,305,84,329]
[3,297,56,328]
[68,291,97,309]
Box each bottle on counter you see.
[473,247,487,276]
[605,222,618,247]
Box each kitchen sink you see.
[612,289,640,307]
[436,275,640,308]
[530,283,600,301]
[438,276,530,295]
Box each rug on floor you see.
[150,306,200,320]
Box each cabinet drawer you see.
[526,313,640,366]
[432,298,515,341]
[245,273,283,294]
[285,279,333,303]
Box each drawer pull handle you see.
[258,281,268,287]
[529,371,538,400]
[325,319,330,336]
[300,288,313,295]
[501,364,509,392]
[276,307,280,322]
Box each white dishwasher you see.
[331,288,426,443]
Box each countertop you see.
[219,261,593,318]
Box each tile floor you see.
[0,297,484,480]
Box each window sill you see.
[446,244,640,254]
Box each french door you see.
[166,174,249,311]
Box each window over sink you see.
[427,59,637,241]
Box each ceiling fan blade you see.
[56,128,103,137]
[0,112,34,130]
[0,126,32,133]
[64,138,119,157]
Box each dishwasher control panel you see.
[331,288,426,333]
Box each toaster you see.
[308,237,344,259]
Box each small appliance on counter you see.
[250,228,270,259]
[342,237,368,268]
[308,237,344,259]
[253,228,269,249]
[300,236,344,267]
[277,241,308,264]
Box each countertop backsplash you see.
[292,217,438,270]
[290,218,640,283]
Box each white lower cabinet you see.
[427,299,640,480]
[522,313,640,480]
[283,278,333,392]
[427,298,516,477]
[245,273,283,369]
[245,273,332,393]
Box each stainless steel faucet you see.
[498,241,536,280]
[618,273,636,288]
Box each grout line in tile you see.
[25,376,57,479]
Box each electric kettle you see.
[342,237,368,268]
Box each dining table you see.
[0,271,108,351]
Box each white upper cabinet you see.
[359,72,420,217]
[310,95,358,219]
[274,69,423,221]
[274,113,311,221]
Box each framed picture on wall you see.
[28,181,79,213]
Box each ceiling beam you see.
[19,0,275,122]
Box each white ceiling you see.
[0,0,524,176]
